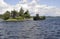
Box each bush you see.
[40,16,46,20]
[33,14,46,20]
[3,11,10,20]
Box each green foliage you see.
[36,14,40,18]
[19,7,24,16]
[33,14,46,20]
[40,16,46,20]
[33,14,40,20]
[1,7,45,21]
[0,14,3,18]
[6,18,17,21]
[11,10,18,18]
[3,11,10,20]
[16,16,24,20]
[24,10,31,18]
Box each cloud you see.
[0,0,14,14]
[0,0,60,16]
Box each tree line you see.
[0,7,46,21]
[2,7,31,20]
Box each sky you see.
[0,0,60,16]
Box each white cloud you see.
[0,0,14,14]
[0,0,60,16]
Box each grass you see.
[5,16,24,21]
[6,18,17,21]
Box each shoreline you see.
[3,19,33,22]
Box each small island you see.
[33,14,46,20]
[0,7,46,21]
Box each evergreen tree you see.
[36,14,40,18]
[3,11,10,20]
[24,10,30,18]
[19,7,24,16]
[11,10,18,18]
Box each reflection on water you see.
[0,17,60,39]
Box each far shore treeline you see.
[0,7,46,21]
[0,7,31,20]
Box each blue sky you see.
[39,0,60,8]
[4,0,60,8]
[4,0,20,5]
[4,0,32,5]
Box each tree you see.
[24,10,30,18]
[36,14,40,18]
[0,14,3,18]
[11,10,18,18]
[3,11,10,20]
[19,7,24,16]
[33,14,40,20]
[33,14,46,20]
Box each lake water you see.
[0,17,60,39]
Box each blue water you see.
[0,17,60,39]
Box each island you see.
[0,7,46,21]
[33,14,46,20]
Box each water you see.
[0,17,60,39]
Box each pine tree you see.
[24,10,30,18]
[19,7,24,16]
[3,11,10,20]
[11,10,18,18]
